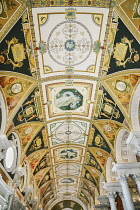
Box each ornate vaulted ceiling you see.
[0,0,140,209]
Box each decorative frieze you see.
[112,163,140,177]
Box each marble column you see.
[112,163,140,210]
[103,182,126,210]
[106,192,117,210]
[118,192,127,210]
[117,175,135,210]
[132,174,140,194]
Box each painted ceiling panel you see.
[33,152,51,175]
[32,7,109,78]
[8,122,44,158]
[115,0,140,43]
[12,86,44,127]
[93,119,127,148]
[48,120,89,146]
[0,73,37,127]
[52,146,85,164]
[56,176,78,186]
[107,18,140,74]
[88,147,111,170]
[102,70,140,123]
[85,150,103,173]
[80,180,93,196]
[0,0,139,208]
[54,163,82,178]
[42,78,96,120]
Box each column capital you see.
[106,192,116,200]
[132,174,140,181]
[126,131,140,156]
[103,182,122,193]
[97,195,109,205]
[112,163,140,177]
[116,175,128,183]
[118,192,124,198]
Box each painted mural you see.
[60,177,75,184]
[0,0,20,29]
[35,168,51,187]
[39,171,52,188]
[55,163,81,177]
[26,127,46,156]
[94,86,125,123]
[10,122,44,155]
[42,182,54,198]
[120,0,140,31]
[13,86,43,126]
[81,180,92,196]
[0,73,37,124]
[82,168,97,186]
[85,151,102,173]
[103,11,118,72]
[49,120,88,146]
[55,88,83,111]
[43,192,55,207]
[79,191,89,203]
[107,18,140,74]
[27,149,47,174]
[0,17,31,75]
[1,0,140,208]
[94,120,125,148]
[45,81,93,118]
[85,165,101,183]
[33,152,50,175]
[54,147,83,163]
[114,0,140,43]
[103,71,140,118]
[89,147,111,169]
[89,124,111,154]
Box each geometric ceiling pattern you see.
[0,0,140,209]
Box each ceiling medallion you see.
[47,21,93,66]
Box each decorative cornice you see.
[103,182,122,193]
[112,163,140,176]
[106,191,117,200]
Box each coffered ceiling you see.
[0,0,140,209]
